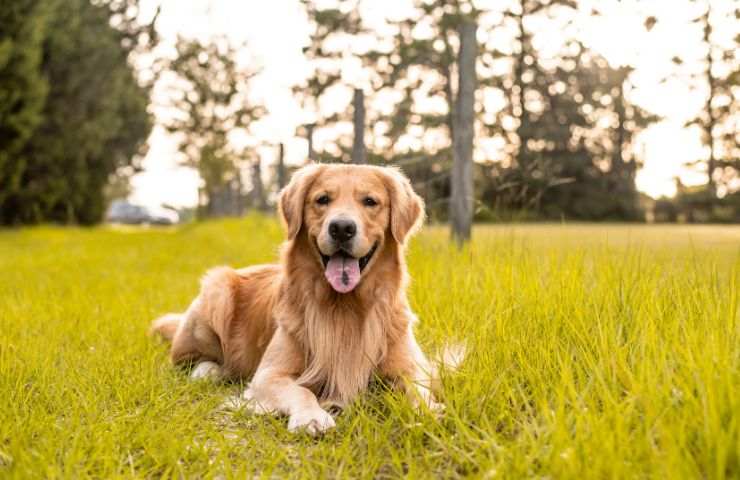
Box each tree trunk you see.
[351,88,366,164]
[234,174,245,216]
[443,63,455,140]
[702,5,717,196]
[251,159,267,211]
[440,29,456,138]
[513,8,531,167]
[450,19,477,247]
[277,142,287,190]
[613,76,626,175]
[306,123,316,163]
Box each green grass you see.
[1,218,738,478]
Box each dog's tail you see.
[149,313,182,341]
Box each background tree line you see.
[0,0,154,224]
[296,0,739,235]
[0,0,737,230]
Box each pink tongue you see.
[324,253,361,293]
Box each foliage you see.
[164,37,264,217]
[0,0,154,225]
[498,52,657,221]
[0,0,50,209]
[656,181,740,223]
[300,0,659,221]
[0,219,738,476]
[297,0,361,125]
[671,0,739,195]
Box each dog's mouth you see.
[320,242,378,294]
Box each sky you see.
[130,0,735,209]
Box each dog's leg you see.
[169,297,224,366]
[150,313,182,341]
[244,328,335,435]
[380,327,444,412]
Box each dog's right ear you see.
[381,167,425,245]
[278,163,324,240]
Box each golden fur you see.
[151,164,439,434]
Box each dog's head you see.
[279,164,424,293]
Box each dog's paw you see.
[408,388,445,415]
[219,388,276,414]
[219,395,246,411]
[236,387,274,415]
[190,361,222,380]
[287,408,336,435]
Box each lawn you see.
[1,218,738,478]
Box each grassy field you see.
[0,218,738,478]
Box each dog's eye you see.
[316,194,330,205]
[363,197,378,207]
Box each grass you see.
[0,217,738,478]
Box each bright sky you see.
[130,0,735,208]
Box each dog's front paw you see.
[190,361,222,380]
[408,387,445,414]
[287,408,336,435]
[229,387,274,415]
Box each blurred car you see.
[106,200,180,225]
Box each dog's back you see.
[151,263,281,379]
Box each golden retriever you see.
[151,163,440,434]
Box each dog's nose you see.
[329,219,357,243]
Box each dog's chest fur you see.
[293,299,388,404]
[278,238,408,405]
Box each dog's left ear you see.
[279,163,324,240]
[382,167,425,244]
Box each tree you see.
[276,143,287,190]
[530,52,657,220]
[678,0,739,196]
[164,36,264,217]
[0,0,154,225]
[648,1,739,222]
[480,0,582,215]
[306,0,486,211]
[250,159,267,212]
[301,0,658,222]
[0,0,49,210]
[479,2,657,220]
[295,0,364,163]
[351,88,367,164]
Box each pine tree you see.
[295,0,364,163]
[681,0,739,196]
[0,0,155,225]
[301,0,658,221]
[481,2,657,220]
[0,0,50,210]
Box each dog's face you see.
[306,170,387,293]
[279,164,424,294]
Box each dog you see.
[151,163,442,434]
